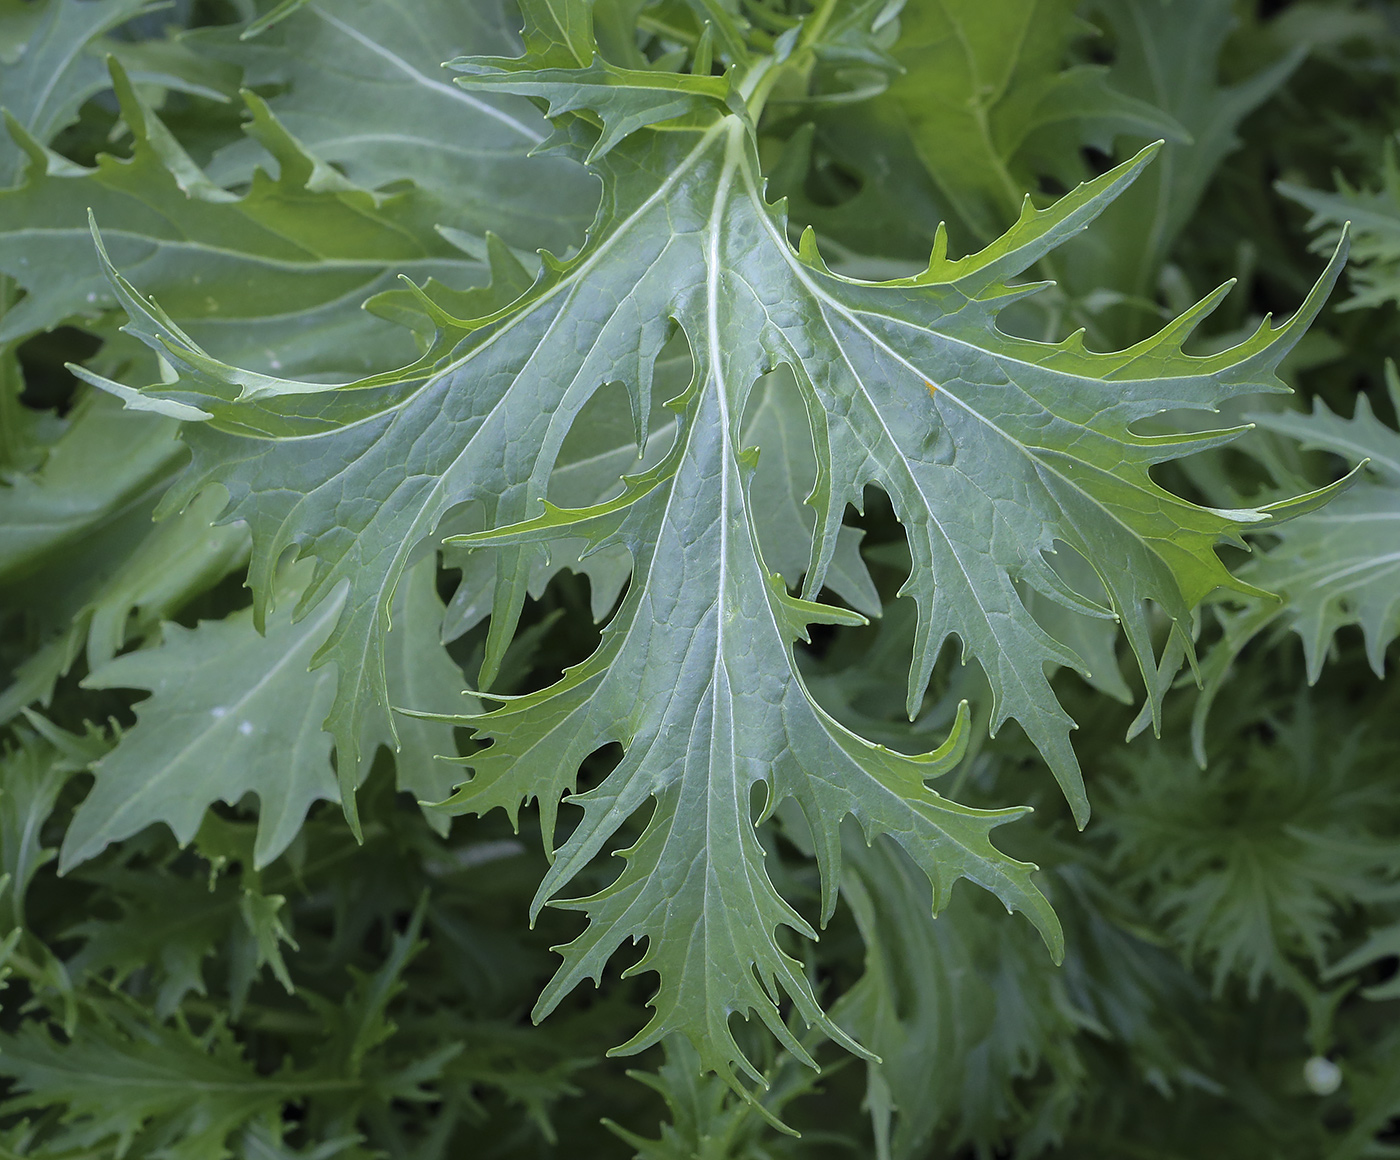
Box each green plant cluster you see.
[0,0,1398,1156]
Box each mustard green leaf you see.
[198,0,598,252]
[62,568,345,872]
[62,555,466,870]
[83,4,1345,1088]
[0,996,305,1157]
[0,0,150,187]
[0,59,481,377]
[1060,0,1304,341]
[1279,143,1400,313]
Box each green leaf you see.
[1061,0,1304,340]
[832,833,1110,1159]
[86,12,1344,1085]
[62,552,467,870]
[61,565,344,872]
[1280,143,1400,312]
[64,866,263,1016]
[0,58,480,375]
[0,0,150,187]
[452,0,740,161]
[1105,695,1400,996]
[605,1036,826,1157]
[0,996,296,1159]
[875,0,1188,244]
[1250,387,1400,679]
[1194,373,1400,750]
[196,0,598,253]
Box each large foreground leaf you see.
[83,0,1344,1085]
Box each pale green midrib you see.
[700,124,753,1013]
[699,123,1044,897]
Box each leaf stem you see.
[742,0,842,124]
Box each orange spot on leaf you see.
[925,379,937,396]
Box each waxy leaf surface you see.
[87,1,1345,1083]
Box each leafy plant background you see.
[0,0,1398,1157]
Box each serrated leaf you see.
[1194,378,1400,750]
[1280,142,1400,312]
[1105,696,1400,996]
[0,0,150,187]
[62,567,345,872]
[452,0,740,161]
[197,0,597,253]
[0,996,295,1159]
[87,11,1343,1085]
[830,834,1084,1159]
[0,58,480,376]
[1250,391,1400,679]
[64,867,260,1016]
[605,1035,824,1158]
[62,554,467,870]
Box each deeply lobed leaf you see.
[75,0,1347,1088]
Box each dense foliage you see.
[0,0,1398,1155]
